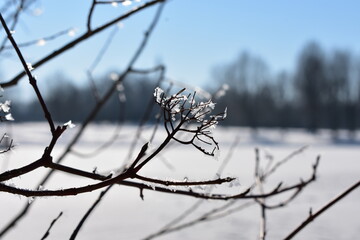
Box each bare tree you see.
[295,42,327,133]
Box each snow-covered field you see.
[0,123,359,240]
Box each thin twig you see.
[70,185,113,240]
[0,13,56,134]
[134,174,235,186]
[143,201,254,240]
[284,179,360,240]
[87,0,97,31]
[2,28,73,49]
[0,0,164,88]
[142,133,241,239]
[40,211,63,240]
[0,3,167,236]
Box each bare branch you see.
[0,0,165,88]
[40,212,63,240]
[2,28,73,49]
[134,174,235,186]
[0,13,56,134]
[70,185,113,240]
[284,179,360,240]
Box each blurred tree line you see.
[8,72,159,124]
[5,42,360,137]
[213,42,359,137]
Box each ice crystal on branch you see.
[64,120,76,129]
[36,39,46,46]
[122,0,132,6]
[5,114,14,121]
[154,87,227,156]
[0,100,14,121]
[26,63,34,71]
[0,100,11,113]
[67,28,77,37]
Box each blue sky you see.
[2,0,360,95]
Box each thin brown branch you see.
[40,211,63,240]
[0,3,167,234]
[87,0,97,31]
[143,201,255,240]
[3,28,73,49]
[70,185,113,240]
[0,168,312,200]
[0,13,56,134]
[134,174,235,186]
[284,179,360,240]
[0,157,43,182]
[262,145,308,180]
[0,0,25,52]
[0,169,130,197]
[142,133,240,240]
[0,0,164,88]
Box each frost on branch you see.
[0,97,14,153]
[26,63,34,71]
[154,87,227,156]
[64,120,76,129]
[0,100,14,122]
[0,100,11,113]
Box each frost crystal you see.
[223,107,227,119]
[154,87,164,104]
[208,101,215,109]
[64,120,76,128]
[68,28,77,37]
[28,197,34,204]
[109,72,119,81]
[154,87,226,157]
[26,63,34,71]
[122,0,132,6]
[36,39,46,46]
[0,100,11,112]
[5,113,14,121]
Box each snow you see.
[0,123,359,239]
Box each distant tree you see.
[325,50,351,138]
[274,71,296,130]
[295,42,326,133]
[212,51,271,131]
[46,73,95,122]
[343,59,360,139]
